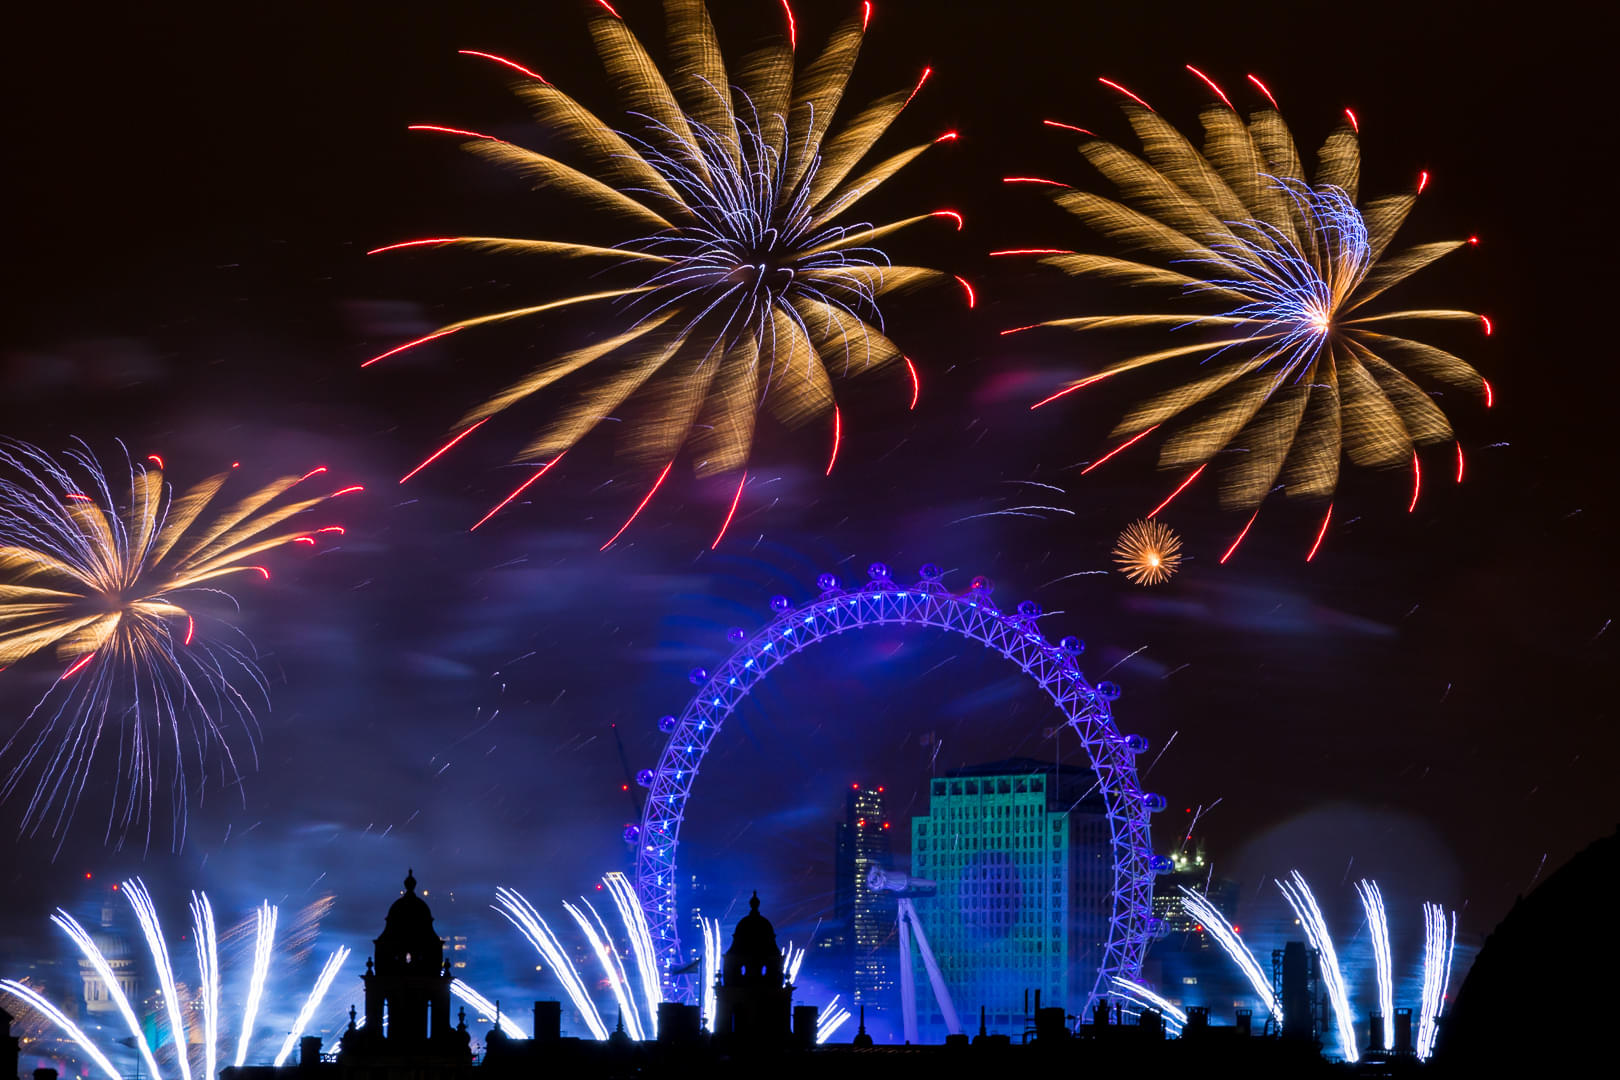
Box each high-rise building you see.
[1144,842,1252,1014]
[908,759,1111,1037]
[830,784,894,1015]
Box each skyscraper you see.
[829,784,894,1016]
[1144,841,1251,1013]
[908,759,1111,1037]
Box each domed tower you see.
[345,871,470,1063]
[712,893,793,1047]
[80,896,139,1017]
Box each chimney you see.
[1369,1013,1385,1052]
[792,1005,819,1049]
[1034,1007,1068,1043]
[299,1036,322,1068]
[1235,1008,1253,1037]
[1394,1007,1413,1054]
[34,1069,59,1080]
[1186,1006,1210,1035]
[533,1000,562,1043]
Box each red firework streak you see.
[400,418,490,484]
[1219,511,1261,565]
[1305,505,1334,562]
[600,461,674,551]
[825,408,842,476]
[711,473,748,550]
[1146,465,1206,519]
[1081,426,1159,475]
[470,455,566,532]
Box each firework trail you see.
[602,871,661,1037]
[2,883,347,1078]
[1112,518,1183,585]
[1012,72,1488,539]
[0,980,123,1080]
[188,892,221,1080]
[234,902,278,1067]
[701,915,722,1032]
[372,1,958,536]
[450,981,528,1040]
[1277,871,1358,1062]
[273,946,351,1066]
[497,879,827,1041]
[782,940,807,985]
[1112,977,1187,1032]
[1176,886,1282,1023]
[50,910,165,1079]
[563,898,646,1040]
[1354,879,1393,1050]
[493,887,609,1040]
[123,879,194,1080]
[816,994,851,1043]
[1417,902,1456,1059]
[0,440,354,847]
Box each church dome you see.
[725,892,780,969]
[384,871,434,934]
[374,870,443,974]
[90,926,134,964]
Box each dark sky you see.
[1,0,1614,1031]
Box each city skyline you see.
[1,0,1613,1074]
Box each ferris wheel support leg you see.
[898,903,919,1045]
[901,898,960,1036]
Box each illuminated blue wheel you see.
[632,562,1159,1012]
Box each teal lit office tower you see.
[832,784,894,1016]
[909,759,1110,1036]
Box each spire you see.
[852,1004,873,1047]
[749,891,760,913]
[403,869,417,894]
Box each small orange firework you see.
[1113,519,1182,586]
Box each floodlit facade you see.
[909,759,1110,1036]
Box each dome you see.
[373,869,444,975]
[90,928,134,964]
[726,892,780,966]
[384,870,435,934]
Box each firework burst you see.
[0,440,355,848]
[1113,518,1182,585]
[373,0,957,533]
[1012,72,1489,535]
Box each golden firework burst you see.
[373,0,957,500]
[1113,518,1183,585]
[1015,75,1490,517]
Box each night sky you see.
[2,0,1614,1036]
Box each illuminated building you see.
[909,759,1110,1037]
[1144,841,1253,1014]
[77,895,139,1019]
[831,784,894,1016]
[1150,841,1237,936]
